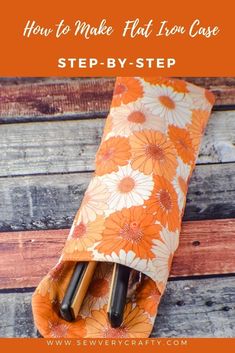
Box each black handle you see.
[60,262,88,321]
[108,264,131,328]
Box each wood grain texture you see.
[0,276,234,337]
[171,218,235,277]
[0,77,234,339]
[0,78,114,123]
[0,163,234,233]
[0,291,39,338]
[0,77,93,86]
[1,77,235,87]
[183,163,235,221]
[0,111,235,178]
[0,119,104,176]
[1,77,235,123]
[0,229,67,289]
[200,110,235,163]
[1,77,235,86]
[0,219,234,289]
[152,276,235,337]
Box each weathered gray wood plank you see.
[0,111,235,177]
[184,163,235,221]
[152,276,235,337]
[0,277,234,337]
[0,163,234,232]
[200,111,235,163]
[0,290,39,337]
[0,119,104,176]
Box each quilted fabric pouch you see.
[32,77,215,338]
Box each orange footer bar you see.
[0,338,235,353]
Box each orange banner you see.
[0,0,234,76]
[0,338,235,353]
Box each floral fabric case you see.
[32,77,215,338]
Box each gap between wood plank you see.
[0,104,235,125]
[1,272,235,294]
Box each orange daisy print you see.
[205,89,215,106]
[96,206,161,259]
[143,77,189,93]
[188,109,210,150]
[168,125,195,164]
[95,137,131,176]
[136,278,161,316]
[63,215,105,254]
[80,263,112,315]
[112,77,143,107]
[130,130,178,181]
[145,175,180,232]
[36,262,75,302]
[31,77,215,339]
[85,304,152,338]
[32,293,86,338]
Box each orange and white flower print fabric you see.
[32,77,215,338]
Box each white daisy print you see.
[173,157,191,212]
[104,250,163,285]
[104,249,149,274]
[143,84,192,128]
[102,164,154,211]
[104,250,150,299]
[78,177,109,223]
[110,101,165,137]
[187,83,213,111]
[151,227,179,284]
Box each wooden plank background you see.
[0,277,234,338]
[0,163,234,233]
[0,77,234,338]
[0,219,235,289]
[0,111,234,179]
[1,78,235,123]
